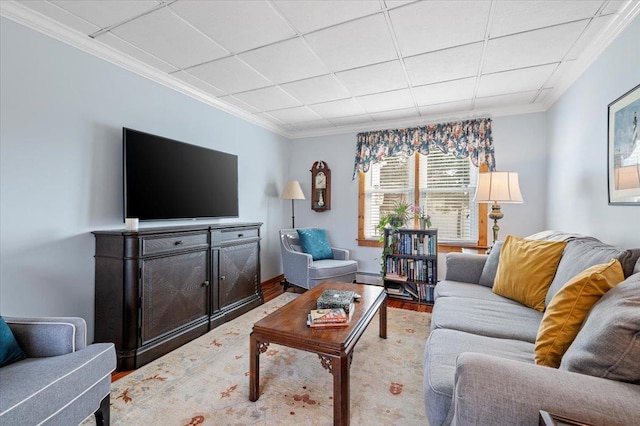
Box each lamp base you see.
[488,202,504,248]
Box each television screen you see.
[123,128,239,221]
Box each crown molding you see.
[2,0,638,141]
[0,1,295,139]
[539,0,640,110]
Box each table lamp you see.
[474,171,524,250]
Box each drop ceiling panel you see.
[370,107,419,122]
[172,71,225,97]
[490,0,603,38]
[266,106,323,124]
[405,43,483,86]
[97,32,178,73]
[108,8,228,69]
[274,0,381,33]
[413,78,476,106]
[309,98,367,118]
[20,1,100,35]
[602,1,625,15]
[473,91,538,110]
[232,86,301,111]
[476,64,557,98]
[390,1,491,56]
[304,13,398,71]
[281,75,350,105]
[292,119,334,131]
[419,100,475,116]
[328,114,373,127]
[566,15,610,60]
[218,95,260,113]
[356,89,415,114]
[186,57,271,94]
[482,20,589,73]
[239,38,329,84]
[52,0,159,30]
[335,61,407,97]
[169,0,295,54]
[7,0,634,138]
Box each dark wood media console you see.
[93,222,263,370]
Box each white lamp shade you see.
[282,180,305,200]
[474,172,524,203]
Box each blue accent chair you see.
[279,228,358,290]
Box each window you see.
[360,152,481,244]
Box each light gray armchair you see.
[0,316,116,425]
[280,228,358,290]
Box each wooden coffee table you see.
[249,281,387,426]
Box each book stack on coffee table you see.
[307,308,352,328]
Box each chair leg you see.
[94,394,110,426]
[281,279,290,292]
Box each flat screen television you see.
[123,128,239,221]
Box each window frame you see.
[357,153,488,251]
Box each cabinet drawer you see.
[142,233,208,255]
[212,228,259,245]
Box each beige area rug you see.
[85,293,431,425]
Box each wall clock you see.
[310,161,331,212]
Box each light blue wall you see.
[546,16,640,248]
[290,112,549,275]
[0,18,291,340]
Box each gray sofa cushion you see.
[309,259,357,280]
[545,238,640,307]
[443,252,487,283]
[560,273,640,384]
[0,342,114,425]
[478,240,503,287]
[434,280,523,305]
[431,296,543,342]
[424,329,534,426]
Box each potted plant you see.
[410,204,432,229]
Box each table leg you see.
[379,296,387,339]
[249,331,259,401]
[332,353,350,426]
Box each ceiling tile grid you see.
[4,0,638,138]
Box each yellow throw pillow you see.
[493,235,567,311]
[535,259,624,368]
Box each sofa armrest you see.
[451,353,640,426]
[444,253,487,284]
[5,317,87,357]
[331,248,349,260]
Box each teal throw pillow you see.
[297,229,333,261]
[0,316,27,367]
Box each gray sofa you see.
[424,231,640,425]
[0,317,116,425]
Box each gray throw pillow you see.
[559,273,640,384]
[478,241,503,288]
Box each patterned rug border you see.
[86,293,431,425]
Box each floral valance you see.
[353,117,495,179]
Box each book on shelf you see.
[385,283,405,295]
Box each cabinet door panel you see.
[219,242,258,309]
[141,251,208,344]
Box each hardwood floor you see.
[111,277,429,382]
[265,277,432,313]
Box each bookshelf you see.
[383,228,438,304]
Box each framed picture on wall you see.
[608,83,640,205]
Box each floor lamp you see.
[282,180,305,228]
[474,171,524,252]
